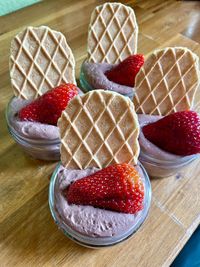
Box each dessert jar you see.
[79,61,134,99]
[49,162,152,248]
[138,115,199,178]
[6,97,60,161]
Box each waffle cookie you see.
[10,26,76,100]
[58,90,140,169]
[87,2,138,64]
[133,47,200,116]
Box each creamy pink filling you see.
[138,114,183,161]
[54,165,144,238]
[82,62,134,96]
[8,97,60,140]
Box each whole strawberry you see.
[143,111,200,156]
[65,163,144,214]
[19,83,78,125]
[105,54,144,87]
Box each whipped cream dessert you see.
[138,114,198,161]
[54,165,144,238]
[138,114,198,178]
[138,114,183,161]
[8,97,59,140]
[81,62,134,96]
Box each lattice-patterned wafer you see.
[133,47,200,116]
[58,90,140,169]
[10,26,76,100]
[87,2,138,64]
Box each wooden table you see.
[1,0,200,266]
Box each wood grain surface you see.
[0,0,200,266]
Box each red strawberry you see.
[143,111,200,156]
[105,54,144,87]
[19,83,78,125]
[65,163,144,214]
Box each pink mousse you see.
[54,165,144,238]
[82,62,134,96]
[8,97,59,140]
[138,114,182,160]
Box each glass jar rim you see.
[49,161,152,247]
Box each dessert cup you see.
[80,61,134,99]
[6,97,60,161]
[138,114,199,178]
[49,162,151,248]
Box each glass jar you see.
[79,61,134,99]
[139,150,198,178]
[138,114,199,178]
[6,97,60,161]
[49,162,152,248]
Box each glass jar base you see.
[7,123,60,161]
[18,143,60,161]
[139,155,198,178]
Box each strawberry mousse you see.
[8,97,59,140]
[6,83,79,160]
[80,55,144,98]
[50,163,151,246]
[139,114,182,161]
[8,83,78,139]
[138,112,200,177]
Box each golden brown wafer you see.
[87,2,138,64]
[133,47,200,115]
[58,90,140,169]
[10,26,76,99]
